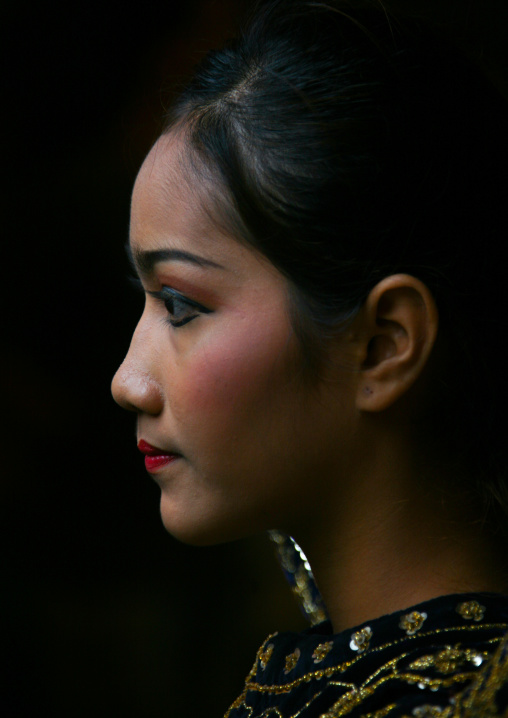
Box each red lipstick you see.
[138,439,179,472]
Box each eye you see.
[149,286,211,328]
[128,277,211,328]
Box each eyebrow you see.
[126,242,225,275]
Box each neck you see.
[292,434,507,633]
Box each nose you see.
[111,317,163,415]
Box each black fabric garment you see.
[226,593,508,717]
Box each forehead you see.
[131,133,214,243]
[129,132,282,283]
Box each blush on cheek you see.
[185,320,295,415]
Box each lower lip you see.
[144,454,179,472]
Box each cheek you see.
[172,316,296,433]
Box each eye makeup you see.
[129,276,211,328]
[149,286,212,327]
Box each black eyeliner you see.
[149,286,211,314]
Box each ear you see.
[355,274,439,412]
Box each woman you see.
[112,0,508,714]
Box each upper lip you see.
[137,439,178,456]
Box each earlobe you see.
[355,274,439,412]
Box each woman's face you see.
[111,134,358,545]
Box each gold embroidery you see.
[409,655,434,671]
[409,648,489,674]
[224,623,508,717]
[259,643,274,670]
[321,668,476,718]
[434,647,466,675]
[313,642,333,664]
[410,706,445,717]
[350,626,372,653]
[456,600,485,622]
[234,626,506,698]
[284,648,301,675]
[452,630,508,717]
[320,686,374,717]
[399,611,428,636]
[400,671,477,692]
[361,706,398,718]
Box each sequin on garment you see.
[411,706,445,717]
[399,611,428,636]
[259,643,274,671]
[225,593,508,718]
[456,600,486,622]
[284,648,301,674]
[312,642,333,664]
[349,626,373,653]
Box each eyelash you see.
[129,277,211,328]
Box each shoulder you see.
[225,594,508,718]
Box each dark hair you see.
[164,0,508,530]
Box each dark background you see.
[2,1,508,716]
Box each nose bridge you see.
[111,313,164,414]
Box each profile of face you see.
[111,133,359,546]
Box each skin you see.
[112,133,363,546]
[112,132,506,633]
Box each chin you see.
[159,500,249,547]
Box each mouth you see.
[137,439,181,472]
